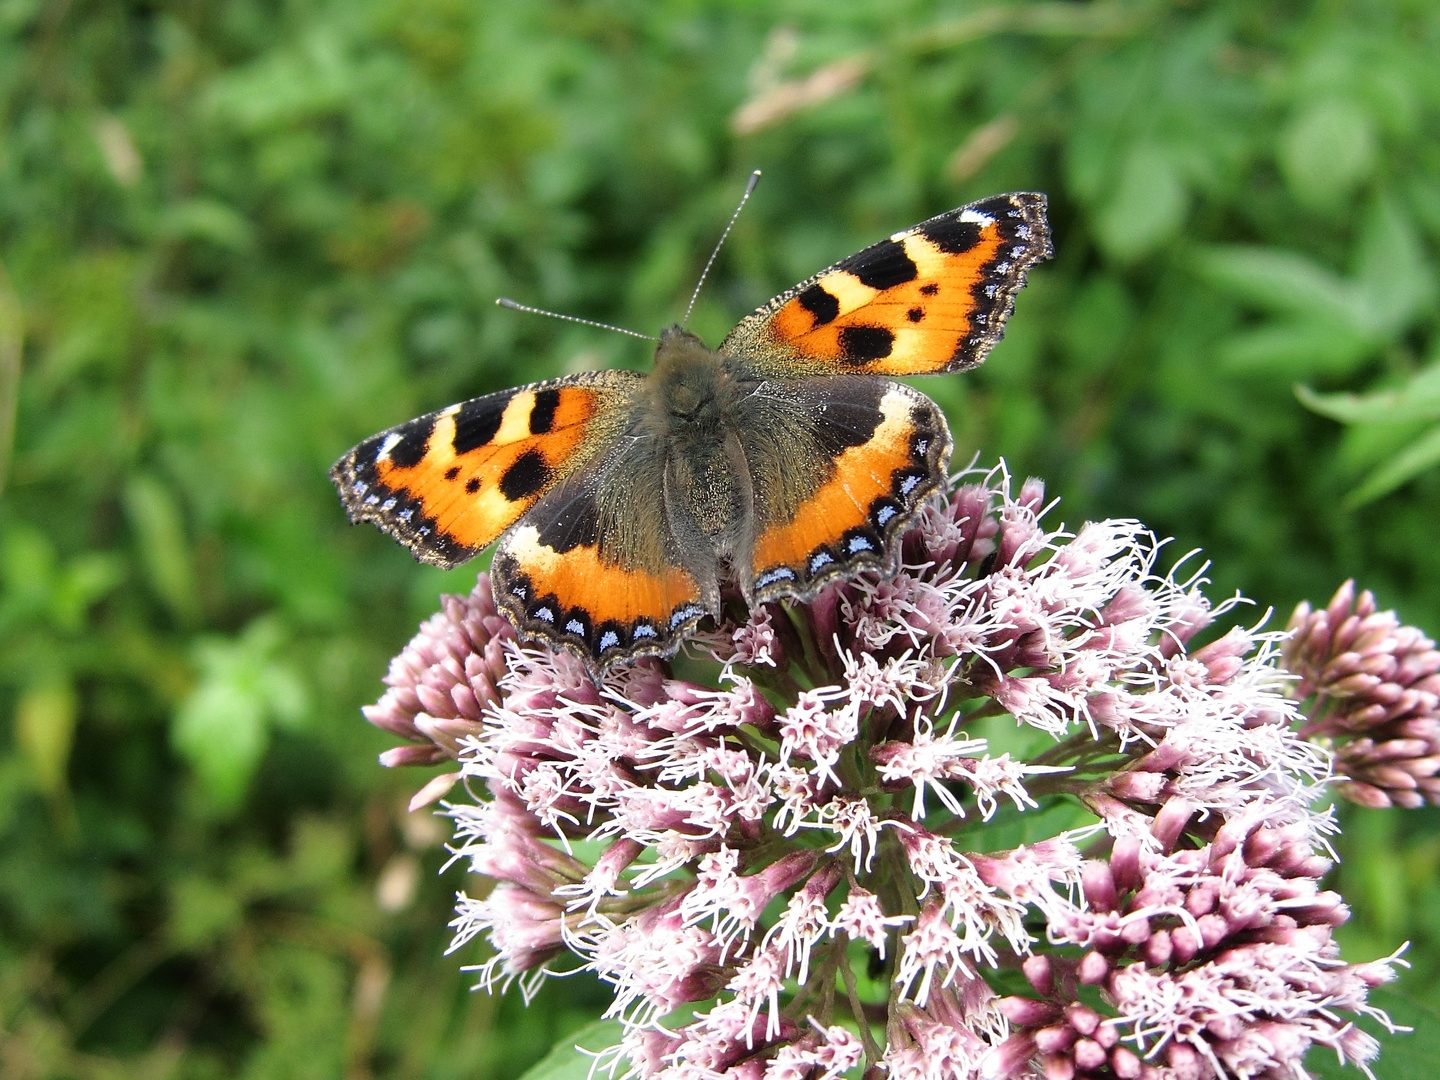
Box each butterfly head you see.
[647,325,735,434]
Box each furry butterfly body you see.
[332,192,1052,671]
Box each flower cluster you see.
[1284,580,1440,809]
[367,465,1412,1080]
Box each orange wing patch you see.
[748,384,952,602]
[722,193,1051,378]
[493,521,709,670]
[330,372,638,568]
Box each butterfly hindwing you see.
[720,192,1051,378]
[734,377,953,602]
[330,370,640,569]
[491,461,711,667]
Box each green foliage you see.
[2,0,1439,1076]
[514,1021,626,1080]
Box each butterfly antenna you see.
[494,298,659,342]
[681,169,761,330]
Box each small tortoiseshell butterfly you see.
[332,190,1052,672]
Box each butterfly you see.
[331,190,1051,673]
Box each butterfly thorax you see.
[642,326,756,588]
[644,326,740,426]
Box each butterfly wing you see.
[330,370,641,569]
[490,437,711,670]
[720,192,1051,377]
[733,376,952,602]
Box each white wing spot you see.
[757,567,796,588]
[670,605,705,630]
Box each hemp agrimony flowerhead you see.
[1285,580,1440,809]
[366,464,1409,1080]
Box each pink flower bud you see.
[1166,1041,1202,1080]
[1151,797,1195,851]
[1107,771,1169,801]
[1339,780,1393,808]
[1144,928,1173,966]
[1078,951,1109,985]
[379,743,446,767]
[1072,1038,1106,1070]
[1081,861,1117,911]
[1110,837,1142,893]
[1065,1003,1100,1036]
[1111,1045,1142,1078]
[1023,954,1055,996]
[983,1033,1038,1080]
[998,997,1063,1026]
[1033,1024,1077,1054]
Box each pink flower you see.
[362,464,1407,1080]
[1284,580,1440,807]
[365,576,515,805]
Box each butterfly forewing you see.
[330,370,641,568]
[720,192,1051,378]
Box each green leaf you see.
[168,875,245,949]
[124,473,200,625]
[13,680,76,801]
[1307,986,1433,1080]
[0,526,127,634]
[1345,424,1440,507]
[171,616,310,813]
[1194,246,1361,329]
[1096,144,1187,263]
[50,552,125,632]
[515,1020,625,1080]
[172,671,269,813]
[1278,97,1376,211]
[158,198,256,253]
[1220,322,1372,378]
[201,30,355,129]
[1353,200,1437,341]
[1297,365,1440,425]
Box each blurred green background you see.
[3,1,1440,1076]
